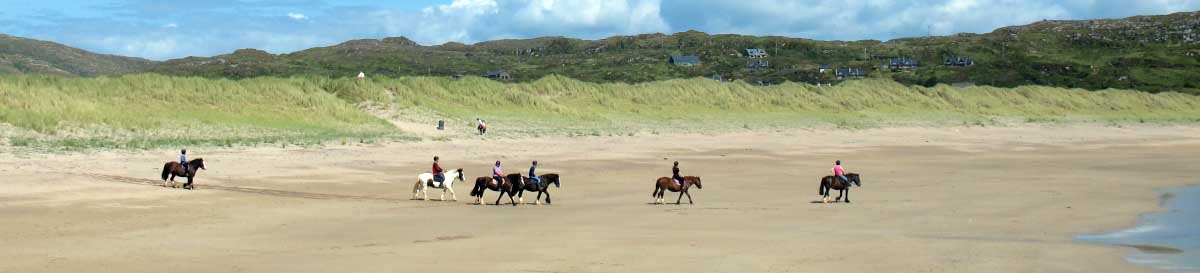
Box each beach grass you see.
[2,74,1198,149]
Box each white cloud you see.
[162,23,178,28]
[287,12,308,20]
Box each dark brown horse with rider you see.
[506,173,561,205]
[652,176,703,204]
[469,175,522,206]
[162,158,206,190]
[819,173,861,203]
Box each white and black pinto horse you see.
[413,168,465,201]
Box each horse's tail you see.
[818,179,826,195]
[161,163,171,181]
[469,179,482,197]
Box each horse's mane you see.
[189,158,203,164]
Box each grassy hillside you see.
[142,12,1200,94]
[0,34,153,76]
[0,74,396,149]
[3,74,1198,150]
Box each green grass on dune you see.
[366,75,1200,134]
[1,74,1198,149]
[0,74,396,149]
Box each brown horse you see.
[469,175,521,206]
[507,173,561,205]
[161,158,206,190]
[819,173,861,203]
[652,176,703,204]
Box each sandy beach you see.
[2,125,1198,273]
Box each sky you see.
[1,0,1197,60]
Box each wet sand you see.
[2,125,1199,273]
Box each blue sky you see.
[1,0,1197,60]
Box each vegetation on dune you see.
[1,74,1198,149]
[0,74,395,149]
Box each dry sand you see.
[2,125,1199,273]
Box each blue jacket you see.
[528,166,537,178]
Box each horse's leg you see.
[685,191,694,204]
[676,190,685,205]
[447,185,456,201]
[836,188,844,202]
[416,182,423,200]
[844,188,851,203]
[507,191,518,206]
[494,190,504,206]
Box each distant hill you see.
[0,34,153,76]
[3,11,1199,94]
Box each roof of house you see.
[889,57,918,66]
[670,55,701,64]
[745,48,767,56]
[485,71,509,77]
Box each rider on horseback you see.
[672,161,683,187]
[528,160,540,186]
[432,156,445,183]
[833,160,848,185]
[179,149,188,174]
[492,161,504,186]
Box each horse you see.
[652,176,703,205]
[413,168,465,201]
[477,124,487,135]
[161,158,206,190]
[468,175,521,206]
[819,173,861,203]
[507,173,561,205]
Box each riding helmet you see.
[181,149,186,154]
[836,160,841,165]
[673,161,679,166]
[434,156,439,161]
[495,160,501,165]
[532,160,538,165]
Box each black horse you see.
[469,175,522,206]
[819,173,861,203]
[161,158,206,190]
[506,173,561,205]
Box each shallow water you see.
[1078,185,1200,273]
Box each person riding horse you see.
[492,161,504,186]
[833,160,848,185]
[432,156,445,183]
[528,160,541,186]
[179,149,188,174]
[672,161,683,186]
